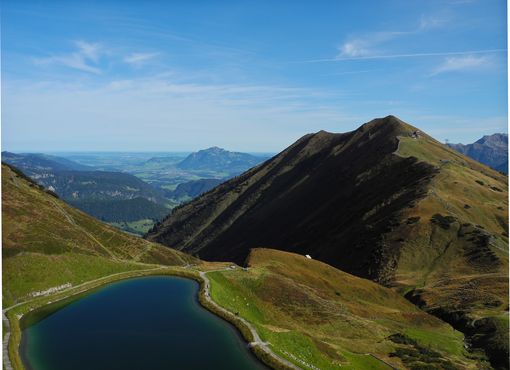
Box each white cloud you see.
[303,49,504,63]
[123,52,159,66]
[325,13,451,62]
[33,40,102,74]
[338,39,371,58]
[431,55,491,75]
[75,41,102,62]
[336,32,405,59]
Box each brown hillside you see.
[147,115,436,281]
[146,115,508,368]
[2,163,195,307]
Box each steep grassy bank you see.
[208,249,487,370]
[394,134,508,369]
[146,116,508,368]
[2,163,195,307]
[2,162,201,370]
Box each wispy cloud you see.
[334,12,448,60]
[303,49,505,63]
[325,69,378,76]
[304,12,497,64]
[34,41,102,74]
[336,32,407,59]
[75,41,101,62]
[337,39,371,58]
[123,52,159,67]
[430,54,492,75]
[418,14,450,31]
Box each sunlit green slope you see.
[209,248,486,370]
[2,163,195,307]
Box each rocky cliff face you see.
[449,133,508,173]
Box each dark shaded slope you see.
[165,178,223,200]
[146,116,508,368]
[147,116,436,280]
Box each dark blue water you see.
[22,276,268,370]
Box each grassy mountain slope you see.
[147,115,508,368]
[394,132,508,369]
[69,197,169,223]
[209,248,485,370]
[2,163,195,307]
[146,116,435,275]
[2,153,170,234]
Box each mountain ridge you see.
[146,115,433,277]
[2,151,93,172]
[146,115,508,368]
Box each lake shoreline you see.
[4,266,297,370]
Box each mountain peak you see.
[360,115,416,134]
[203,146,226,152]
[146,116,438,271]
[146,117,508,367]
[475,133,508,146]
[448,133,508,173]
[176,146,266,173]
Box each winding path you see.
[199,270,302,370]
[3,310,14,370]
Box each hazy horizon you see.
[2,149,277,156]
[1,130,507,155]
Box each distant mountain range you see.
[147,116,508,368]
[176,146,267,174]
[1,147,268,234]
[2,152,169,232]
[448,133,508,174]
[2,151,93,173]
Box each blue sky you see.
[1,0,507,152]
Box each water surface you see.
[22,276,268,370]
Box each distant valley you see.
[2,148,269,235]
